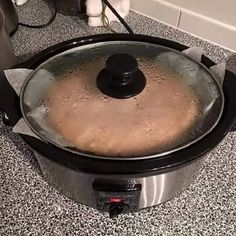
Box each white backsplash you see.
[131,0,236,52]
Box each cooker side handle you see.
[0,70,22,126]
[231,119,236,132]
[224,70,236,132]
[232,124,236,131]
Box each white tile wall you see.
[178,11,236,51]
[164,0,236,26]
[131,0,180,26]
[131,0,236,52]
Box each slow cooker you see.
[0,34,235,218]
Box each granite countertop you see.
[1,1,236,235]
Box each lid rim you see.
[12,34,236,175]
[19,34,224,161]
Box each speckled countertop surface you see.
[1,1,236,235]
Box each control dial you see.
[109,202,129,218]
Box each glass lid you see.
[20,41,224,159]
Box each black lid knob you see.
[97,53,146,99]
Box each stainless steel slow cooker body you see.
[0,34,236,218]
[34,151,203,217]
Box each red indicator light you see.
[111,197,123,203]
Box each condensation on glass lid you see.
[44,59,200,157]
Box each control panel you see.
[93,179,142,218]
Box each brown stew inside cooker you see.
[46,60,199,156]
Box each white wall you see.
[131,0,236,52]
[164,0,236,27]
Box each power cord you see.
[101,0,134,34]
[101,4,117,33]
[18,0,57,29]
